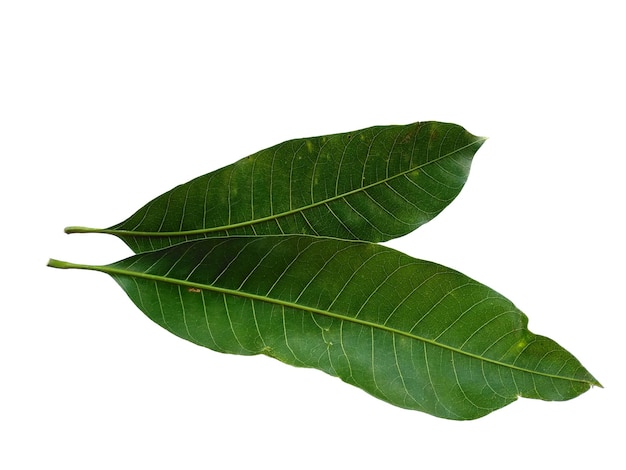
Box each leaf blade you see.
[48,236,599,420]
[67,122,485,252]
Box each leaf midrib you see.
[48,257,593,386]
[66,138,485,238]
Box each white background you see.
[2,1,624,468]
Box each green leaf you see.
[66,121,485,253]
[48,236,599,420]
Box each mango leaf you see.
[66,121,486,253]
[47,235,599,420]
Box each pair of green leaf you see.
[48,121,600,420]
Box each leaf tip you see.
[475,135,488,147]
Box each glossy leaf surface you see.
[67,122,485,252]
[48,236,599,420]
